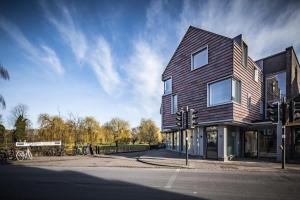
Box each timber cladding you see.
[161,26,272,129]
[232,42,263,123]
[162,26,235,128]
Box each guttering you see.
[162,119,275,132]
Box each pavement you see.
[137,150,300,172]
[3,149,300,172]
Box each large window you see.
[191,46,208,70]
[208,78,241,106]
[266,71,286,103]
[164,78,172,94]
[171,94,177,114]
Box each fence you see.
[95,144,150,154]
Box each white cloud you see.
[41,45,64,75]
[41,1,121,94]
[124,1,175,125]
[87,37,121,95]
[0,17,64,75]
[177,0,300,60]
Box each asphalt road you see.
[0,165,299,200]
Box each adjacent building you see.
[161,26,300,161]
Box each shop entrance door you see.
[244,131,258,158]
[206,128,218,159]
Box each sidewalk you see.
[5,152,150,168]
[4,149,300,172]
[137,149,300,172]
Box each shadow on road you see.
[0,164,208,200]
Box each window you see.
[232,79,241,103]
[171,94,178,114]
[260,100,264,114]
[247,93,252,110]
[208,78,241,106]
[192,46,208,70]
[242,42,248,67]
[266,71,286,103]
[164,78,172,94]
[254,67,259,82]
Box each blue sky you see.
[0,0,299,128]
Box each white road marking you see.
[164,168,180,189]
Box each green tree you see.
[138,119,161,145]
[104,118,131,147]
[0,63,9,109]
[11,104,30,142]
[14,115,28,142]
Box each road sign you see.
[16,141,62,147]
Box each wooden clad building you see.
[161,26,300,161]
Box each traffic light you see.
[267,102,278,123]
[189,109,198,129]
[176,110,184,129]
[292,100,300,121]
[280,102,287,125]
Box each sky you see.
[0,0,299,129]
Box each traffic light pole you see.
[185,106,189,166]
[280,97,286,169]
[282,126,285,169]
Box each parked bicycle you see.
[0,148,17,161]
[16,147,33,161]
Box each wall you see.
[232,42,263,123]
[162,26,234,129]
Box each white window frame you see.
[171,94,178,114]
[207,76,241,107]
[191,45,208,70]
[163,77,172,95]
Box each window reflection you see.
[266,71,286,102]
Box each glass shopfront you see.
[294,128,300,158]
[259,129,276,158]
[227,129,237,157]
[245,131,258,158]
[205,126,218,159]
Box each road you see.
[1,165,300,200]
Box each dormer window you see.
[191,46,208,70]
[164,78,172,94]
[242,42,248,67]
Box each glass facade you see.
[259,129,276,158]
[227,129,237,157]
[294,128,300,158]
[205,126,218,159]
[245,131,258,157]
[266,71,286,103]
